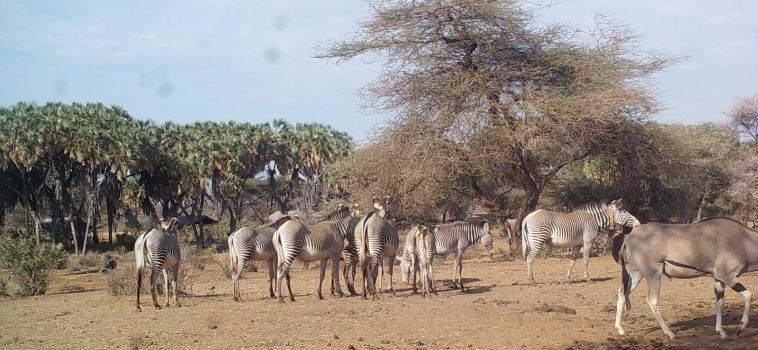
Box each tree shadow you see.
[556,330,758,350]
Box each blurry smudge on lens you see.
[265,47,281,63]
[159,81,173,97]
[54,79,68,96]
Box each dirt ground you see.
[1,235,757,350]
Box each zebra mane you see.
[268,216,292,228]
[463,218,488,226]
[574,202,607,213]
[326,206,351,221]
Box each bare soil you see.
[1,236,757,350]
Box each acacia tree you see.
[728,94,758,218]
[318,0,676,252]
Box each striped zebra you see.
[522,199,640,284]
[228,226,277,301]
[270,206,356,303]
[428,219,494,292]
[331,204,361,296]
[135,217,181,311]
[360,196,399,300]
[400,224,437,296]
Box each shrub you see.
[0,229,67,296]
[0,277,9,297]
[217,254,233,280]
[115,233,137,251]
[181,245,207,270]
[105,248,197,296]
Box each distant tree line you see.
[0,102,354,251]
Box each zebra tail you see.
[620,242,631,311]
[138,229,150,267]
[521,219,529,261]
[228,235,238,274]
[359,213,373,264]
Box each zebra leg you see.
[276,260,289,303]
[267,259,276,298]
[317,258,328,300]
[582,242,592,282]
[369,256,381,300]
[453,253,464,291]
[285,270,295,302]
[136,267,143,312]
[331,256,345,297]
[163,269,171,308]
[566,246,580,283]
[380,258,385,292]
[232,263,241,302]
[170,265,181,308]
[430,261,437,295]
[149,268,162,310]
[387,255,395,294]
[361,258,369,300]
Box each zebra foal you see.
[135,217,182,311]
[522,199,640,284]
[228,226,277,301]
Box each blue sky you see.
[1,1,756,143]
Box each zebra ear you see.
[432,225,440,234]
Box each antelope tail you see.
[620,242,631,311]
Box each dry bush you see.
[0,277,9,297]
[105,248,197,296]
[181,244,207,271]
[216,254,233,280]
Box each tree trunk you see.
[70,219,79,255]
[696,196,706,222]
[512,187,540,256]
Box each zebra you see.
[270,206,356,303]
[400,224,437,296]
[331,204,361,296]
[398,226,420,288]
[135,217,182,311]
[521,199,640,284]
[425,219,494,292]
[360,196,399,300]
[228,226,277,302]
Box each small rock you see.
[381,340,390,344]
[348,346,356,350]
[327,343,331,346]
[358,337,364,342]
[416,340,425,346]
[334,335,339,340]
[209,325,218,330]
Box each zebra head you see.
[373,196,393,221]
[480,223,495,257]
[159,217,180,235]
[607,199,640,228]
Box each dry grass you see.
[104,248,199,296]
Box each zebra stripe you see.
[522,199,640,284]
[135,218,182,311]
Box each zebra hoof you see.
[278,297,285,304]
[154,305,162,310]
[290,297,296,302]
[136,305,143,312]
[175,303,181,308]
